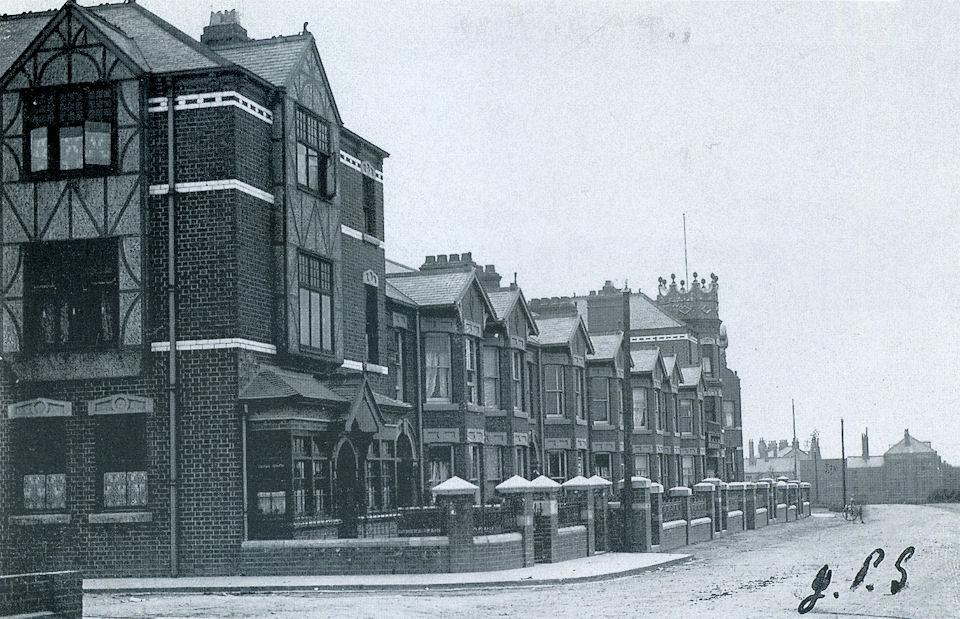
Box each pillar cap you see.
[431,476,480,496]
[586,475,613,488]
[693,482,715,492]
[757,477,774,484]
[561,475,592,491]
[743,481,756,489]
[701,477,723,485]
[495,475,535,494]
[529,475,562,491]
[799,482,811,488]
[668,486,692,497]
[726,481,749,489]
[787,482,799,488]
[776,481,789,488]
[649,482,664,494]
[616,476,651,490]
[776,476,790,482]
[755,480,770,488]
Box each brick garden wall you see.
[552,525,588,563]
[0,570,82,618]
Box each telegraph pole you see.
[840,418,847,508]
[792,399,799,480]
[620,286,635,550]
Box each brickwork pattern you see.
[0,571,82,618]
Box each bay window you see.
[465,338,478,404]
[589,377,610,423]
[512,350,524,410]
[679,399,694,433]
[574,368,585,420]
[424,334,451,401]
[544,365,564,416]
[482,346,500,407]
[632,387,647,429]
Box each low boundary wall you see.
[0,570,82,618]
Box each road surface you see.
[87,503,960,618]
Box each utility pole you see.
[682,213,690,285]
[620,286,634,550]
[840,418,847,508]
[792,399,799,481]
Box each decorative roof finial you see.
[303,22,309,34]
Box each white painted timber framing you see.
[149,180,274,204]
[151,338,277,354]
[148,91,273,124]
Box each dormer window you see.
[25,84,115,177]
[296,107,335,197]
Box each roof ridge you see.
[118,1,230,67]
[0,9,57,21]
[214,33,310,49]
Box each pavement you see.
[83,551,691,594]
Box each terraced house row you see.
[0,3,744,577]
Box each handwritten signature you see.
[798,546,915,615]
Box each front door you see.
[334,441,360,536]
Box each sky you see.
[9,1,959,464]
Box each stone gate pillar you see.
[496,475,536,567]
[431,476,479,572]
[618,476,652,552]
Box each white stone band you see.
[148,91,273,124]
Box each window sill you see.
[593,422,614,429]
[88,511,152,524]
[576,418,587,426]
[545,417,569,425]
[465,403,485,414]
[9,513,70,526]
[512,409,528,419]
[483,406,507,417]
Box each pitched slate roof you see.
[631,292,683,330]
[587,332,622,361]
[373,392,413,410]
[0,3,225,79]
[487,290,518,321]
[680,366,702,388]
[630,348,661,373]
[214,34,309,86]
[95,3,225,73]
[534,316,581,346]
[385,280,417,307]
[885,432,937,455]
[239,367,348,402]
[386,270,476,308]
[0,12,52,77]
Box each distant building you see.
[746,429,958,506]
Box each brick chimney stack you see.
[476,264,502,291]
[861,428,869,458]
[748,439,755,463]
[201,10,250,48]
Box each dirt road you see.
[87,504,960,618]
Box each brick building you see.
[745,429,958,507]
[0,2,753,579]
[0,2,406,576]
[532,273,746,486]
